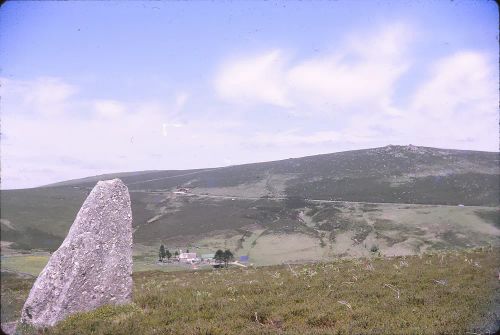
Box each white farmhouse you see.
[179,252,197,263]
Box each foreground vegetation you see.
[3,247,498,335]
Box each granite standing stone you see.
[21,178,133,328]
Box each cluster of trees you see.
[214,249,234,268]
[158,244,176,262]
[158,245,234,268]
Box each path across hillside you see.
[129,189,489,208]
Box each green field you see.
[2,201,499,276]
[4,248,499,335]
[0,253,192,277]
[0,255,50,277]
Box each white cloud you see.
[346,22,413,61]
[214,24,412,116]
[94,100,126,119]
[411,51,495,119]
[162,122,184,137]
[287,56,408,115]
[248,54,497,152]
[400,51,498,150]
[254,129,340,146]
[215,23,497,152]
[0,77,77,116]
[175,92,189,112]
[214,49,291,108]
[0,77,248,188]
[318,50,499,151]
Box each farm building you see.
[179,252,197,263]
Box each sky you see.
[0,1,498,189]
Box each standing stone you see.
[21,179,133,328]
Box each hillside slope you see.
[43,145,500,206]
[1,145,499,255]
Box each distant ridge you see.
[41,145,499,206]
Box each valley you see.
[1,145,498,274]
[1,145,499,334]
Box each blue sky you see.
[1,1,498,189]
